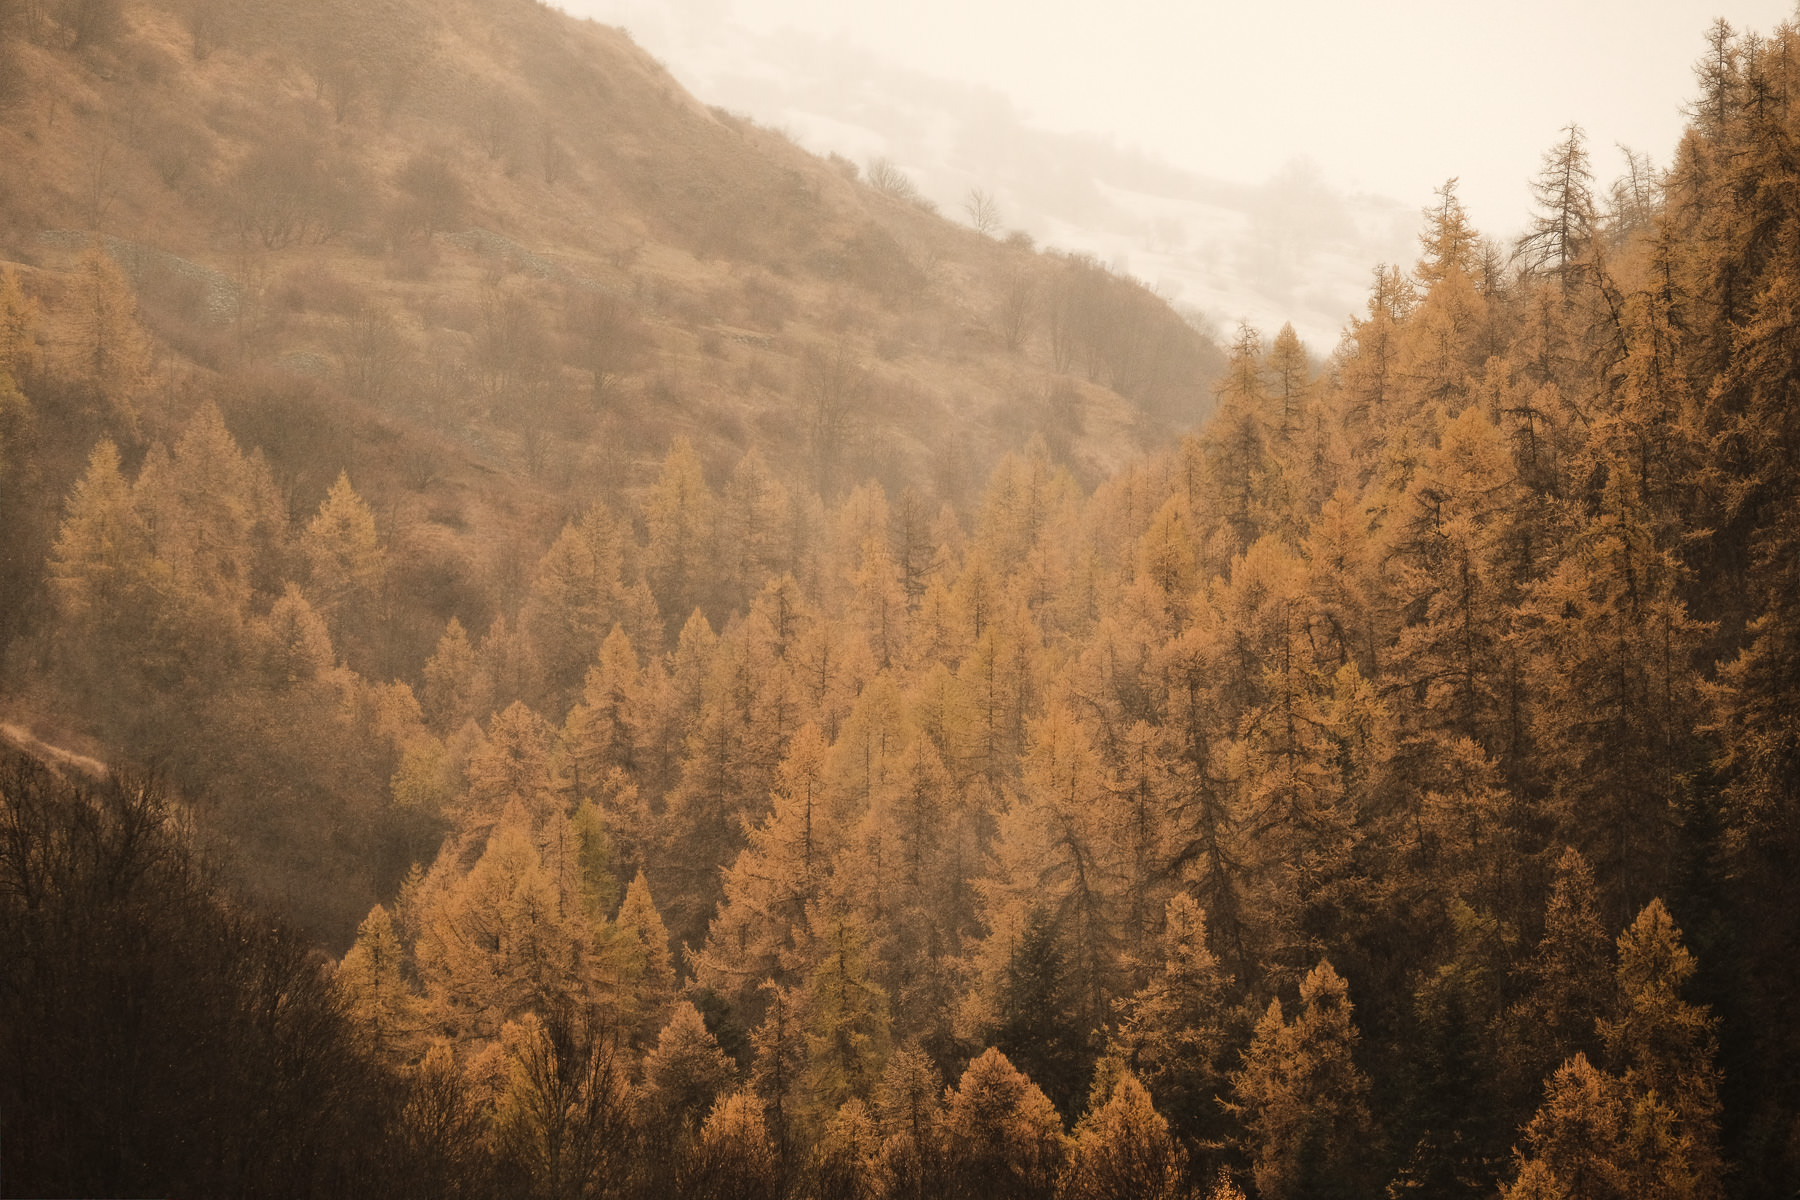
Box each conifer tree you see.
[1506,848,1613,1092]
[422,617,488,734]
[301,470,385,645]
[1336,265,1416,454]
[336,904,420,1063]
[1523,472,1706,916]
[640,1001,737,1129]
[1264,323,1312,448]
[874,1045,944,1197]
[814,1098,883,1200]
[49,440,156,627]
[683,1091,779,1200]
[1415,178,1480,289]
[939,1047,1067,1200]
[643,438,716,632]
[568,799,620,920]
[1518,125,1597,287]
[133,402,265,617]
[612,869,675,1045]
[521,517,618,712]
[722,447,793,611]
[804,907,892,1118]
[48,440,168,718]
[1060,1073,1192,1200]
[259,583,336,687]
[1108,893,1234,1147]
[1229,959,1373,1200]
[1599,899,1722,1184]
[750,981,810,1171]
[414,818,595,1039]
[1203,324,1277,550]
[696,724,834,1008]
[563,624,644,790]
[465,701,557,827]
[67,241,151,428]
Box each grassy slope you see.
[0,0,1220,674]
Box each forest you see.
[4,3,1800,1198]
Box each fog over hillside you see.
[567,0,1418,348]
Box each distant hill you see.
[0,0,1224,547]
[568,0,1419,348]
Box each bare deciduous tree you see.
[801,341,868,497]
[335,304,408,405]
[568,290,647,404]
[539,124,568,186]
[964,187,1001,237]
[393,153,466,242]
[996,266,1036,353]
[472,92,515,163]
[183,0,223,60]
[865,157,922,204]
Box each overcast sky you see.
[563,0,1796,235]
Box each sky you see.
[565,0,1794,234]
[554,0,1796,343]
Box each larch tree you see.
[1106,892,1235,1149]
[750,981,810,1173]
[1202,324,1277,551]
[640,1001,737,1130]
[66,240,151,428]
[1415,178,1481,290]
[937,1048,1068,1200]
[562,624,645,791]
[422,617,489,734]
[694,724,835,1010]
[520,516,619,713]
[258,584,336,688]
[1229,959,1373,1200]
[1517,124,1597,287]
[1059,1072,1192,1200]
[611,869,676,1047]
[336,904,421,1063]
[642,437,717,634]
[802,906,892,1121]
[683,1090,780,1200]
[300,471,386,652]
[1264,323,1312,449]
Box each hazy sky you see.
[564,0,1795,234]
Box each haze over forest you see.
[2,1,1800,1198]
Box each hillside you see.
[0,0,1220,661]
[8,5,1800,1200]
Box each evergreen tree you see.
[1107,893,1234,1148]
[804,907,892,1119]
[612,870,675,1045]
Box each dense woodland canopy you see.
[5,3,1800,1198]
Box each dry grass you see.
[0,0,1218,604]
